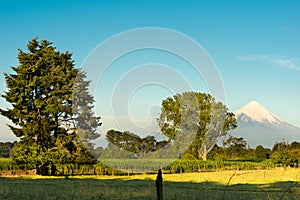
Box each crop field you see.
[1,169,300,199]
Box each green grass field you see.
[1,168,300,199]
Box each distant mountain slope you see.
[230,101,300,148]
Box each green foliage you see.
[254,145,271,162]
[207,139,300,166]
[209,140,299,166]
[222,135,250,160]
[158,91,237,160]
[72,71,101,151]
[0,158,35,171]
[0,38,100,175]
[271,141,300,166]
[0,142,14,158]
[105,129,167,155]
[0,158,14,170]
[163,159,267,171]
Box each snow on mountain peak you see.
[235,101,283,124]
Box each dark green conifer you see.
[1,38,100,175]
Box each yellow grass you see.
[56,168,300,185]
[161,169,300,185]
[1,168,300,199]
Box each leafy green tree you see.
[271,141,300,166]
[290,141,300,149]
[105,129,166,156]
[207,144,226,161]
[223,135,248,160]
[223,136,247,149]
[158,91,236,160]
[106,130,139,152]
[272,140,289,153]
[0,38,100,175]
[254,145,271,162]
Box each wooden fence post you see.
[156,169,163,200]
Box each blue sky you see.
[0,0,300,141]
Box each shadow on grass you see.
[0,176,299,200]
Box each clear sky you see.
[1,0,300,142]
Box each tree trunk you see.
[200,144,207,161]
[36,164,41,175]
[54,114,58,138]
[51,164,57,176]
[38,163,49,176]
[36,164,50,176]
[202,153,207,161]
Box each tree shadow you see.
[0,176,299,199]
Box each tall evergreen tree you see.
[73,71,101,151]
[0,38,100,175]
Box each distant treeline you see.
[93,136,300,167]
[207,137,300,167]
[1,137,300,169]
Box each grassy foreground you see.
[1,169,300,199]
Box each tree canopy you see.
[158,91,237,160]
[271,141,300,166]
[105,129,167,155]
[0,38,100,175]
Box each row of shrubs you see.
[1,158,297,176]
[0,158,114,175]
[163,159,292,172]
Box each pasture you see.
[1,169,300,199]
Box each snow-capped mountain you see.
[235,101,283,125]
[231,101,300,148]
